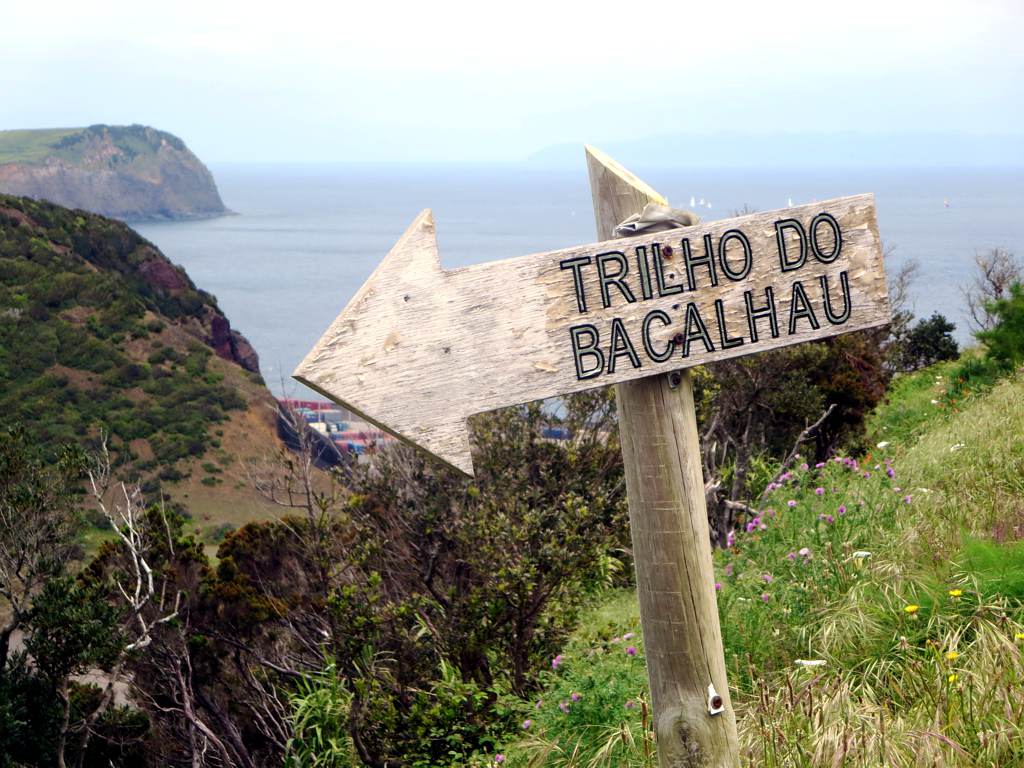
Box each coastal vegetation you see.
[1,192,1022,766]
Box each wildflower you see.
[904,495,913,504]
[767,508,776,517]
[794,659,826,667]
[945,651,959,661]
[787,500,797,508]
[800,462,809,471]
[715,582,722,591]
[948,674,957,683]
[838,505,847,515]
[522,719,533,730]
[726,530,735,548]
[552,654,563,670]
[825,514,835,524]
[626,646,637,656]
[558,700,570,714]
[624,699,636,709]
[787,551,797,561]
[852,551,871,559]
[950,443,964,452]
[724,563,734,577]
[931,398,939,405]
[623,632,634,640]
[863,471,871,479]
[495,755,506,765]
[761,592,771,602]
[948,589,962,598]
[815,461,825,468]
[798,547,812,559]
[904,604,919,615]
[815,487,825,496]
[887,467,896,479]
[876,441,890,449]
[571,692,581,702]
[762,573,773,584]
[1016,632,1024,641]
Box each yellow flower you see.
[948,589,962,598]
[904,604,920,615]
[948,674,957,683]
[945,651,959,661]
[1016,632,1024,641]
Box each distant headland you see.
[0,124,227,222]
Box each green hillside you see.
[0,128,81,164]
[0,125,186,166]
[493,361,1024,767]
[0,193,279,534]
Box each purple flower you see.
[787,500,797,508]
[887,467,896,479]
[826,514,835,524]
[726,530,736,548]
[767,508,776,517]
[715,582,723,591]
[761,592,771,602]
[863,472,872,479]
[762,572,773,584]
[838,505,847,515]
[787,551,797,561]
[904,495,913,504]
[623,632,634,640]
[799,547,812,559]
[724,563,734,577]
[522,719,533,730]
[559,701,570,714]
[495,756,506,765]
[800,462,809,471]
[815,461,826,468]
[551,655,563,670]
[815,487,825,496]
[626,646,638,657]
[571,692,581,702]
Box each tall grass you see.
[496,365,1024,767]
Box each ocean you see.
[134,164,1024,397]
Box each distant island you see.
[0,124,227,222]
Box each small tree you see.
[898,313,959,371]
[977,283,1024,367]
[962,248,1022,332]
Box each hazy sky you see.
[2,0,1021,162]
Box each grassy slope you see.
[493,362,1024,768]
[0,128,80,164]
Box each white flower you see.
[876,441,890,449]
[950,443,964,452]
[852,551,872,559]
[930,399,939,405]
[794,659,827,667]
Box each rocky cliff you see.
[0,125,227,222]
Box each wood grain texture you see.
[586,146,739,767]
[295,164,889,475]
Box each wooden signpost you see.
[295,148,890,766]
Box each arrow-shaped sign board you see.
[295,193,889,476]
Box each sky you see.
[1,0,1022,163]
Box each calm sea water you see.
[135,164,1024,397]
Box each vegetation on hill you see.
[490,316,1024,767]
[0,194,278,529]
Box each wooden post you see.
[585,145,740,766]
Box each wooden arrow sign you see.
[294,194,889,475]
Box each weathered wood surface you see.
[587,145,739,767]
[295,167,889,475]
